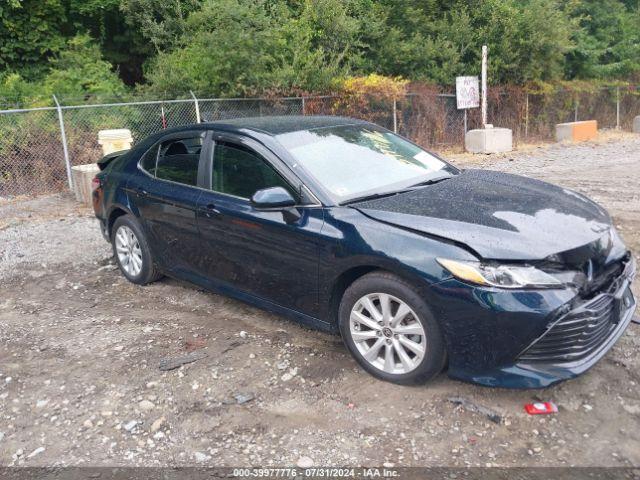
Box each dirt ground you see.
[1,132,639,468]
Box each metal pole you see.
[301,97,306,115]
[481,45,488,128]
[463,109,468,134]
[616,86,620,129]
[190,90,201,123]
[392,98,398,133]
[574,98,578,122]
[525,93,529,139]
[53,95,73,190]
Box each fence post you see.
[616,86,620,129]
[525,93,529,139]
[301,96,306,115]
[53,95,73,190]
[574,96,578,122]
[392,98,398,133]
[190,90,201,123]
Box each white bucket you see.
[98,129,133,155]
[71,163,100,205]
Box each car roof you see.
[206,115,370,135]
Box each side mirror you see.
[251,186,296,210]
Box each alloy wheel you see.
[114,225,143,277]
[349,293,427,374]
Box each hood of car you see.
[354,169,613,261]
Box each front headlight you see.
[437,258,565,289]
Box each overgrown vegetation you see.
[1,0,640,104]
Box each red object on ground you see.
[524,402,558,415]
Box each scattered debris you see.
[185,337,207,351]
[448,396,502,424]
[524,402,558,415]
[623,404,640,415]
[296,456,314,468]
[281,367,298,382]
[158,350,208,371]
[194,452,211,462]
[221,340,243,354]
[27,447,45,459]
[138,400,155,411]
[234,393,255,405]
[150,416,166,432]
[123,420,138,432]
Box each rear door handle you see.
[135,187,148,197]
[201,203,221,217]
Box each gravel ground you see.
[0,133,639,468]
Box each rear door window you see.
[155,136,203,187]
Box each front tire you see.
[338,271,446,385]
[111,214,162,285]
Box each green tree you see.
[143,0,289,96]
[0,34,127,105]
[144,0,387,96]
[566,0,640,79]
[120,0,202,53]
[277,0,383,91]
[66,0,150,84]
[0,0,68,79]
[42,34,127,100]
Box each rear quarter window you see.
[155,136,202,186]
[140,145,159,176]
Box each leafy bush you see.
[0,35,128,107]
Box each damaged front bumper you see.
[432,255,636,388]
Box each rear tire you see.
[338,271,446,385]
[111,214,162,285]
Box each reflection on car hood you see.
[355,169,612,260]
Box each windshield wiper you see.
[341,173,454,205]
[341,189,410,206]
[408,173,453,188]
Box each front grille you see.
[519,294,618,363]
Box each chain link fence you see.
[1,87,639,199]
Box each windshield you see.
[276,125,457,203]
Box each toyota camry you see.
[92,116,636,388]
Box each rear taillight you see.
[91,177,101,192]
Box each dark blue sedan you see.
[92,116,636,388]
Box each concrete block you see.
[633,116,640,133]
[555,120,597,142]
[464,127,513,154]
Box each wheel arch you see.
[327,262,432,326]
[106,204,133,239]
